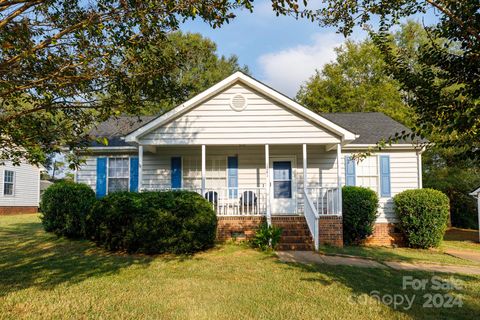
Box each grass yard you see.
[1,214,480,319]
[319,227,480,266]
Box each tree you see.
[135,31,249,115]
[423,149,480,229]
[296,39,413,125]
[316,0,480,160]
[0,0,319,167]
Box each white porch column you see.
[265,144,271,224]
[417,151,423,189]
[138,145,143,191]
[336,144,343,215]
[201,145,206,195]
[303,144,307,190]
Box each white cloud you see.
[257,33,344,97]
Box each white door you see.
[270,157,296,214]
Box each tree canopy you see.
[0,0,317,166]
[317,0,479,160]
[296,37,413,126]
[137,31,249,115]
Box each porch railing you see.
[143,186,267,216]
[201,187,267,216]
[305,187,340,215]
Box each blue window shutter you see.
[129,157,139,192]
[345,156,356,186]
[380,155,391,197]
[171,157,182,189]
[96,157,107,198]
[228,156,238,198]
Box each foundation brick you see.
[318,215,343,247]
[0,206,38,215]
[216,216,265,241]
[365,223,405,246]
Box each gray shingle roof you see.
[89,116,156,147]
[89,112,421,147]
[321,112,422,144]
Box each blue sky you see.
[181,1,439,97]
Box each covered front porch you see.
[137,143,343,220]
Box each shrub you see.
[342,186,379,245]
[86,191,217,254]
[41,181,96,238]
[394,188,450,249]
[250,223,283,251]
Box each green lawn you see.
[319,228,480,267]
[1,214,480,319]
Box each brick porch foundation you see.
[365,223,405,246]
[216,216,265,241]
[0,206,38,215]
[318,215,343,247]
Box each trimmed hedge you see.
[86,190,217,254]
[342,186,379,245]
[41,181,96,238]
[394,188,450,249]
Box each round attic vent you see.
[230,94,248,111]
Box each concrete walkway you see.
[277,251,480,275]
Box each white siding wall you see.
[340,150,420,223]
[0,161,41,207]
[139,83,341,145]
[76,147,421,222]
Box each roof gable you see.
[125,72,357,143]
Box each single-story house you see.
[0,160,43,214]
[76,72,424,249]
[469,187,480,242]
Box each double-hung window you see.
[345,155,391,197]
[108,158,129,193]
[356,156,379,192]
[3,170,14,195]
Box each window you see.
[3,170,14,195]
[108,158,129,193]
[356,156,378,193]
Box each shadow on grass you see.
[319,244,459,264]
[0,220,154,297]
[279,259,480,319]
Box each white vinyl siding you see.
[341,151,420,223]
[77,148,420,221]
[0,162,41,207]
[138,83,341,145]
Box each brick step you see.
[280,229,311,236]
[276,243,313,251]
[272,220,308,224]
[279,235,312,243]
[273,224,310,229]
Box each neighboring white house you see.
[76,72,425,248]
[469,187,480,242]
[0,160,42,214]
